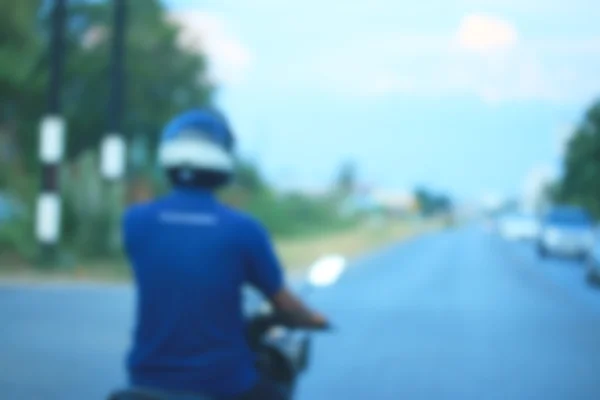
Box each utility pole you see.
[101,0,127,254]
[108,0,125,139]
[36,0,67,264]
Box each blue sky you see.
[165,0,600,200]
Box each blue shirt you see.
[122,189,284,397]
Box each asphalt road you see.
[2,225,600,400]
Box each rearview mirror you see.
[307,254,347,288]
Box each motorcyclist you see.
[120,108,328,400]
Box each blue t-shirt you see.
[122,189,284,397]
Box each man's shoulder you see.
[216,204,265,234]
[123,197,167,224]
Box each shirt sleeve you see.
[243,218,285,298]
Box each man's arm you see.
[242,217,329,329]
[270,288,329,329]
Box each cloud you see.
[288,12,600,103]
[164,4,600,104]
[457,0,595,14]
[167,11,253,86]
[455,13,518,53]
[442,46,561,103]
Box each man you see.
[121,109,327,400]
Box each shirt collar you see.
[171,187,216,202]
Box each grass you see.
[0,259,131,284]
[0,218,442,284]
[277,218,440,270]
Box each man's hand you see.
[271,288,329,329]
[307,311,329,330]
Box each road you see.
[2,225,600,399]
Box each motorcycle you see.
[109,254,347,400]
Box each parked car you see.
[498,212,540,241]
[537,206,595,260]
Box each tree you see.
[335,159,357,196]
[61,0,213,160]
[415,187,434,216]
[0,0,47,171]
[557,101,600,218]
[233,159,267,193]
[0,0,215,262]
[0,0,213,171]
[414,186,453,216]
[0,1,363,261]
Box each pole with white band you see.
[36,0,67,263]
[101,0,127,253]
[102,0,127,183]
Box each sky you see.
[164,0,600,201]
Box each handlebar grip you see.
[321,322,336,332]
[249,312,335,332]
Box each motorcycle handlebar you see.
[248,313,334,332]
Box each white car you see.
[537,206,595,260]
[498,212,540,241]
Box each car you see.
[498,212,540,241]
[537,206,595,261]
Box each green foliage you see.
[0,0,46,171]
[556,100,600,218]
[335,159,357,196]
[0,0,213,266]
[0,0,212,171]
[0,181,37,264]
[0,211,36,264]
[61,150,118,258]
[248,191,354,238]
[1,152,358,265]
[233,159,268,193]
[222,159,357,238]
[0,0,360,267]
[414,187,453,216]
[62,0,212,160]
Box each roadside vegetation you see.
[0,1,453,280]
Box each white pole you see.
[36,116,66,246]
[37,0,66,263]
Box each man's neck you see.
[172,186,215,199]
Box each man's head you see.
[158,108,236,190]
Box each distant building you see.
[371,189,416,213]
[343,188,416,216]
